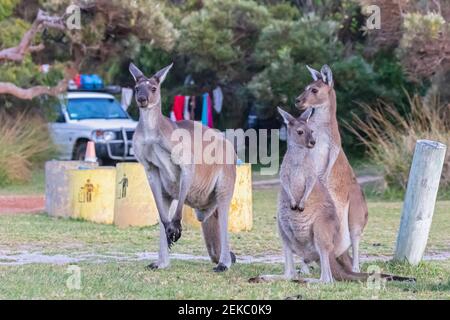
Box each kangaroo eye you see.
[311,88,318,94]
[135,86,139,92]
[151,87,157,92]
[298,130,304,135]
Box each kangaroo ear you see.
[306,65,322,82]
[299,107,314,123]
[153,63,173,84]
[320,64,334,87]
[277,107,295,125]
[129,63,144,82]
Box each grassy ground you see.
[0,188,449,299]
[0,168,45,195]
[1,260,449,299]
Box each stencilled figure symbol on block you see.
[118,174,128,199]
[79,179,95,203]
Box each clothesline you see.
[170,86,223,128]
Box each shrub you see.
[0,111,56,186]
[348,95,450,190]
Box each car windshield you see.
[67,98,128,120]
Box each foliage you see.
[0,111,56,185]
[0,0,20,20]
[0,0,178,106]
[249,13,341,118]
[399,10,450,81]
[1,0,446,157]
[0,0,180,182]
[247,48,305,119]
[168,0,273,128]
[348,95,450,190]
[177,0,270,83]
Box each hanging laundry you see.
[201,93,209,127]
[194,96,202,121]
[172,95,185,121]
[183,96,190,120]
[207,93,213,128]
[212,86,223,113]
[189,95,196,120]
[170,111,176,122]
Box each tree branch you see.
[0,64,78,100]
[0,9,67,62]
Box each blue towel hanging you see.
[201,93,209,126]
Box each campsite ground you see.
[0,186,449,299]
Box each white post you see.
[394,139,447,265]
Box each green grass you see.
[0,168,45,195]
[1,260,449,299]
[0,188,449,299]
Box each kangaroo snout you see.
[295,97,306,110]
[308,140,316,148]
[137,96,148,107]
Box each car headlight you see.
[103,131,116,141]
[92,130,116,142]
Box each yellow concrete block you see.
[68,167,116,224]
[229,163,253,232]
[181,204,200,229]
[182,163,253,233]
[114,163,159,228]
[45,160,98,218]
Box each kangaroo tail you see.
[330,255,368,281]
[330,255,416,282]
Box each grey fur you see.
[130,63,237,272]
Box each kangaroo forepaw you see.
[298,200,306,212]
[290,202,298,211]
[165,220,182,247]
[213,263,228,273]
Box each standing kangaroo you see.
[129,63,237,272]
[250,108,414,283]
[295,65,368,272]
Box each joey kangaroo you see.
[250,108,414,283]
[129,63,237,272]
[295,65,368,273]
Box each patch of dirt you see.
[0,195,45,215]
[1,249,449,266]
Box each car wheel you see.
[74,141,87,161]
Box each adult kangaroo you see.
[295,65,368,272]
[250,108,414,283]
[129,63,237,272]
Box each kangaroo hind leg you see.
[201,210,221,264]
[249,239,297,283]
[348,182,368,273]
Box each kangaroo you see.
[295,65,368,273]
[250,108,414,283]
[129,63,237,272]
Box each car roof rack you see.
[67,85,122,94]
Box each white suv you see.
[49,91,137,164]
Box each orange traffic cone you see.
[85,141,97,163]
